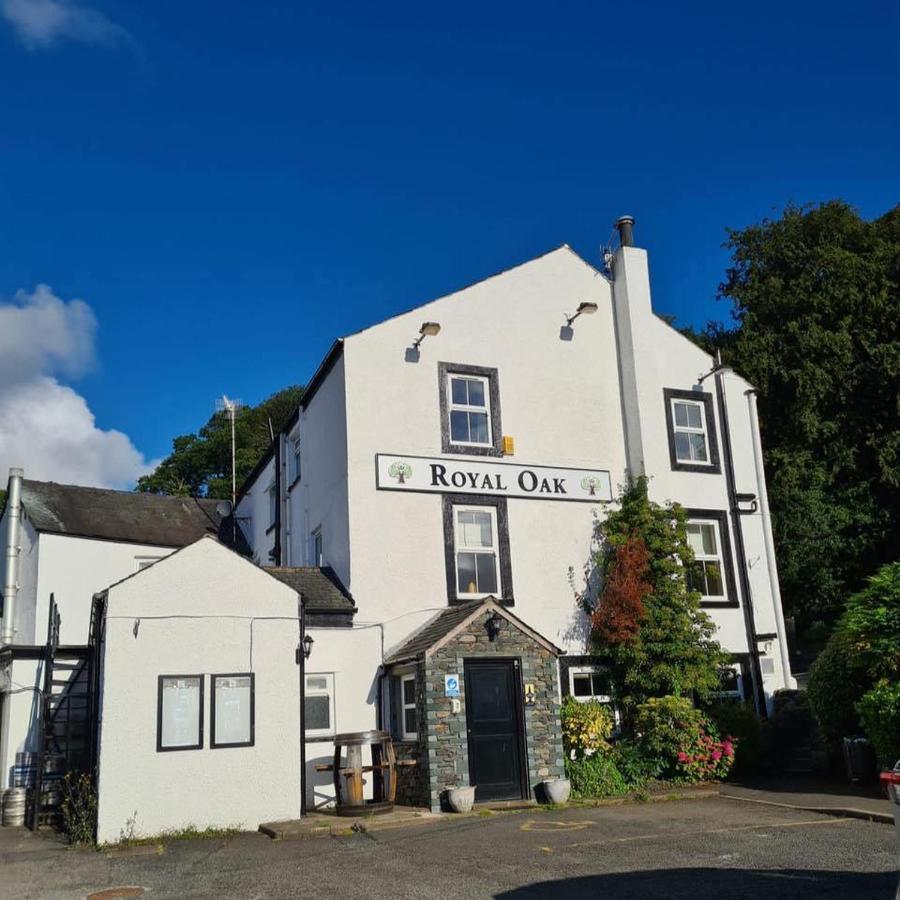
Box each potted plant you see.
[541,777,571,804]
[445,785,476,813]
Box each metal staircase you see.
[29,595,92,829]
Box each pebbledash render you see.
[236,219,795,811]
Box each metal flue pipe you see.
[1,468,24,645]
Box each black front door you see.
[464,659,526,802]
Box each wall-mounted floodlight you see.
[698,353,734,384]
[565,302,598,327]
[412,321,441,349]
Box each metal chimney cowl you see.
[616,215,635,247]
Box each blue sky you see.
[0,0,897,484]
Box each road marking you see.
[561,817,852,850]
[520,820,592,832]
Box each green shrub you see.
[560,696,614,759]
[608,738,662,783]
[634,695,735,782]
[807,631,869,743]
[842,561,900,681]
[856,680,900,766]
[565,752,628,799]
[61,773,96,846]
[706,701,765,778]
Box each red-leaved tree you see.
[592,534,651,644]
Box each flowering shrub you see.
[675,728,736,782]
[634,695,736,782]
[561,696,614,759]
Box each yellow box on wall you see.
[502,436,515,456]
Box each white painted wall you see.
[303,623,382,810]
[343,247,627,653]
[236,456,276,565]
[34,534,178,647]
[95,537,302,844]
[0,657,42,790]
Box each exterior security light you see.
[698,355,734,384]
[302,633,314,660]
[412,321,441,349]
[565,302,598,326]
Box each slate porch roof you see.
[384,597,561,664]
[264,566,356,614]
[13,479,248,552]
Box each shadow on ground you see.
[495,866,898,899]
[733,773,887,801]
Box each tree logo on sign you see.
[388,461,413,484]
[581,475,604,496]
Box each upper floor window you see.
[449,375,491,447]
[663,389,720,474]
[453,505,500,598]
[438,363,503,456]
[267,481,277,529]
[311,528,323,566]
[683,510,736,607]
[290,440,302,487]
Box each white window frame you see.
[304,672,335,738]
[311,528,323,566]
[267,481,277,528]
[291,440,302,485]
[670,398,712,465]
[453,504,501,599]
[686,517,728,603]
[399,673,417,741]
[568,666,613,704]
[713,663,744,700]
[447,373,493,448]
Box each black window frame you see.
[683,508,739,608]
[663,388,721,474]
[442,493,513,606]
[156,673,204,753]
[438,362,503,457]
[210,672,256,749]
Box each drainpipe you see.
[1,468,24,646]
[713,373,767,718]
[745,390,795,690]
[298,594,307,816]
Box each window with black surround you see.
[684,509,738,608]
[439,362,502,456]
[442,493,512,605]
[157,674,204,752]
[211,673,254,749]
[663,388,720,474]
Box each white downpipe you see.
[1,468,24,646]
[745,392,795,689]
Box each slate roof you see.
[384,597,563,664]
[264,566,356,614]
[13,480,248,552]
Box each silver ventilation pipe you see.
[1,468,24,646]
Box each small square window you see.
[305,672,334,738]
[714,664,744,700]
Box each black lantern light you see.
[486,611,503,642]
[302,633,315,660]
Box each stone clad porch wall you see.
[423,609,565,812]
[392,666,430,808]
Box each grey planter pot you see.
[542,778,571,804]
[446,786,476,813]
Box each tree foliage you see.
[588,477,728,714]
[136,385,303,499]
[591,535,650,644]
[687,201,900,627]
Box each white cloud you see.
[1,0,129,50]
[0,285,154,489]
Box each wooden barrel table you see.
[316,730,411,817]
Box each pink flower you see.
[677,751,688,762]
[712,750,722,761]
[722,742,734,757]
